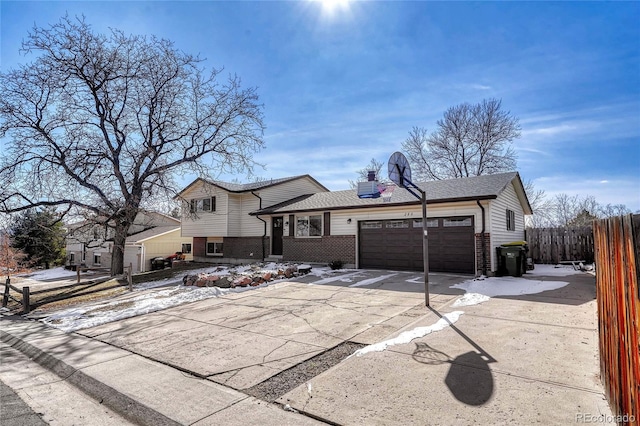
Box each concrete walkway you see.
[0,269,612,425]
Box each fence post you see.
[22,286,30,314]
[2,277,9,308]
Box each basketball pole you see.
[421,189,429,307]
[389,152,429,307]
[396,167,429,307]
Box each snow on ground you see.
[39,262,311,333]
[16,267,79,281]
[450,264,582,307]
[42,279,284,333]
[354,264,587,357]
[352,311,464,357]
[34,263,587,335]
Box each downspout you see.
[476,200,487,276]
[251,191,267,261]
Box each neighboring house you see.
[66,211,192,272]
[177,171,532,276]
[124,225,194,273]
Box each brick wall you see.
[475,233,492,275]
[192,236,270,264]
[224,237,270,260]
[193,237,206,257]
[282,235,355,265]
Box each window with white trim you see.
[93,253,101,265]
[296,215,322,237]
[206,242,223,256]
[190,197,216,213]
[506,209,516,231]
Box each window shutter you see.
[212,196,217,212]
[323,212,330,236]
[190,199,196,213]
[289,214,295,237]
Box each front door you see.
[272,216,284,255]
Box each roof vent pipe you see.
[367,171,376,182]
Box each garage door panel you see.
[359,217,475,274]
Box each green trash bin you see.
[496,245,525,277]
[501,241,531,273]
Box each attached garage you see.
[250,171,533,276]
[358,216,475,274]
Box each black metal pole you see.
[421,189,429,306]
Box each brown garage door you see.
[358,217,475,274]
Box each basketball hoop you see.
[378,183,396,202]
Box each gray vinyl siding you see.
[488,181,526,270]
[259,178,328,207]
[180,177,326,238]
[228,194,242,236]
[238,193,264,237]
[180,182,229,237]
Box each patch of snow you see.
[16,267,78,280]
[528,264,585,277]
[39,263,299,333]
[348,273,398,288]
[352,311,464,357]
[451,275,569,298]
[452,293,490,307]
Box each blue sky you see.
[2,1,639,211]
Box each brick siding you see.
[282,235,355,265]
[475,233,491,275]
[193,237,206,257]
[224,237,270,260]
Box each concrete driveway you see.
[71,267,611,425]
[78,269,457,391]
[3,267,611,425]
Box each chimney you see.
[367,171,376,182]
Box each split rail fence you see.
[593,214,639,424]
[526,226,594,264]
[2,266,132,314]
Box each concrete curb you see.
[0,329,180,426]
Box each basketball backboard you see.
[388,151,411,188]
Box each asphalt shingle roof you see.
[252,172,523,215]
[126,226,180,243]
[176,175,329,197]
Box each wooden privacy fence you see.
[526,226,594,264]
[593,214,640,424]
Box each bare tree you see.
[599,203,632,218]
[348,158,387,189]
[402,99,520,180]
[523,180,554,227]
[0,16,265,274]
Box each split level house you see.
[66,211,193,273]
[177,172,532,276]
